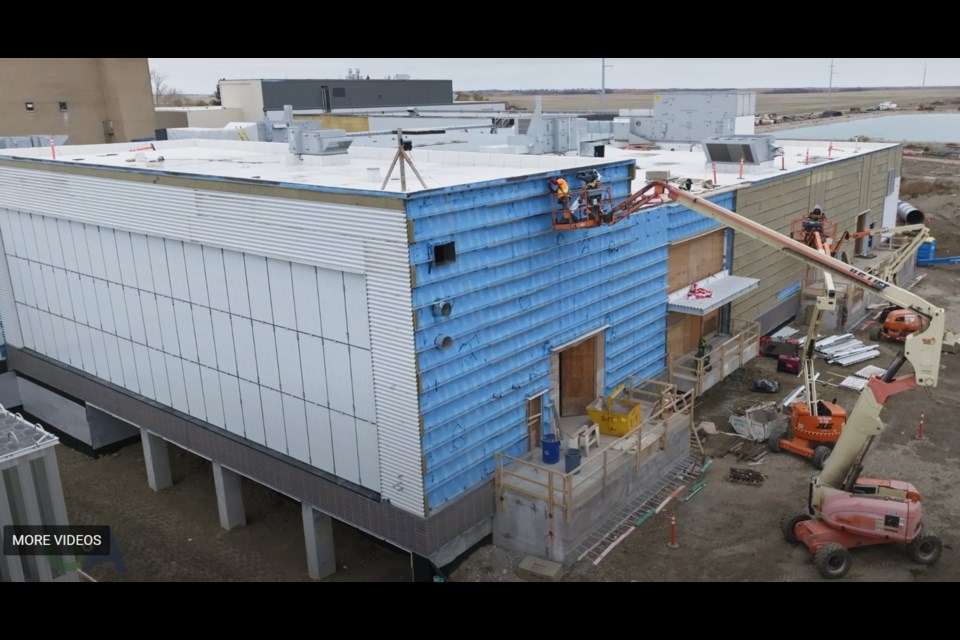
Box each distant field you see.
[485,88,960,115]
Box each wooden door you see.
[560,336,597,416]
[526,395,543,451]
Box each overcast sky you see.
[148,58,957,95]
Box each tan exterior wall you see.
[294,114,371,133]
[218,80,264,121]
[0,58,155,144]
[731,147,901,332]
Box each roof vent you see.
[288,127,353,156]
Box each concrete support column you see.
[301,503,336,580]
[212,462,246,531]
[140,429,172,492]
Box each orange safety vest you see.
[554,178,569,199]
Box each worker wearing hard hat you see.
[549,177,570,210]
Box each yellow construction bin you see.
[586,384,642,437]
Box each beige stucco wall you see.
[218,80,264,121]
[731,146,901,332]
[0,58,155,144]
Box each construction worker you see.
[549,177,570,212]
[679,178,693,191]
[577,169,602,190]
[803,204,826,232]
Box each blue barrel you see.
[542,435,561,464]
[918,239,937,263]
[565,448,582,473]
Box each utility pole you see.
[601,58,613,111]
[826,58,836,112]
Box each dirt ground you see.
[454,165,960,582]
[48,159,958,583]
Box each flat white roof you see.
[0,137,898,196]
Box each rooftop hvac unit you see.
[288,127,353,156]
[702,135,781,164]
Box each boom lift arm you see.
[575,180,959,507]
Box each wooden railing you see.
[496,379,694,526]
[668,319,761,396]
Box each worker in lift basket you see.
[549,177,572,220]
[803,204,826,232]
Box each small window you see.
[332,87,346,98]
[433,242,456,266]
[59,101,68,112]
[25,102,35,112]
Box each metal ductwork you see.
[288,127,353,156]
[897,201,924,225]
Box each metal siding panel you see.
[7,257,25,304]
[183,243,209,306]
[71,222,92,275]
[291,262,321,336]
[222,250,250,317]
[28,307,46,353]
[124,287,146,344]
[38,309,56,356]
[244,254,271,323]
[57,219,78,272]
[210,309,237,376]
[32,216,51,263]
[132,342,155,399]
[238,379,266,444]
[50,312,68,362]
[93,279,114,334]
[5,212,27,259]
[182,360,205,420]
[305,402,334,474]
[316,268,348,343]
[252,321,280,390]
[350,347,376,423]
[323,341,353,415]
[267,258,297,330]
[16,304,33,349]
[139,292,162,350]
[109,229,133,285]
[130,234,155,290]
[173,300,198,363]
[117,338,138,394]
[275,326,303,397]
[90,328,111,381]
[149,348,171,406]
[99,227,122,284]
[356,418,381,492]
[299,334,328,406]
[282,394,310,463]
[343,272,370,349]
[200,365,224,428]
[53,268,74,320]
[330,411,360,485]
[84,225,108,278]
[19,214,41,262]
[43,217,64,268]
[166,353,189,414]
[41,265,60,316]
[76,324,97,379]
[103,332,125,386]
[259,386,287,452]
[165,239,190,302]
[64,321,84,369]
[28,262,47,311]
[156,296,179,356]
[147,236,172,298]
[203,246,230,313]
[0,167,424,515]
[14,258,34,307]
[219,372,245,437]
[231,315,257,383]
[107,283,128,339]
[193,305,218,369]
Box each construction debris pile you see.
[728,402,789,441]
[716,438,769,464]
[728,467,766,486]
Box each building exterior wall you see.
[218,80,264,121]
[260,80,454,112]
[730,147,901,332]
[0,59,155,144]
[0,160,424,515]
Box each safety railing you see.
[668,319,761,396]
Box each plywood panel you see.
[238,380,265,445]
[220,372,244,437]
[306,402,334,473]
[275,326,303,398]
[245,254,272,323]
[668,229,725,293]
[210,310,237,376]
[203,246,230,313]
[330,411,360,484]
[560,335,596,416]
[200,365,224,428]
[222,250,250,317]
[291,262,321,336]
[316,268,348,343]
[259,387,287,452]
[252,321,280,390]
[282,395,310,463]
[324,341,353,415]
[267,258,297,330]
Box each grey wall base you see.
[756,293,801,336]
[6,347,495,565]
[493,418,691,565]
[0,371,20,408]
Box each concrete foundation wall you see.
[17,377,88,443]
[493,416,690,564]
